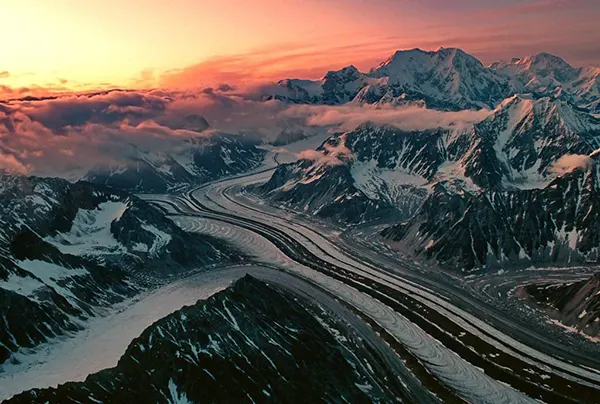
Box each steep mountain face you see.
[267,48,510,110]
[491,53,580,97]
[258,159,401,224]
[519,273,600,338]
[0,175,241,363]
[257,124,450,224]
[258,96,600,226]
[85,134,266,193]
[491,53,600,113]
[382,159,600,270]
[367,47,509,110]
[8,276,413,403]
[468,95,600,188]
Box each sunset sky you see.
[1,0,600,96]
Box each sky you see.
[1,0,600,96]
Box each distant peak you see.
[340,64,359,73]
[435,47,464,54]
[521,52,573,70]
[323,64,361,80]
[379,47,470,66]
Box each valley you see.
[2,45,600,402]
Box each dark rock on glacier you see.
[519,273,600,338]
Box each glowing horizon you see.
[1,0,600,96]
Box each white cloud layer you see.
[0,88,493,177]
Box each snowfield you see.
[46,201,130,256]
[0,267,247,401]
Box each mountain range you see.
[7,276,413,403]
[266,48,600,113]
[84,132,266,194]
[0,175,243,363]
[258,48,600,271]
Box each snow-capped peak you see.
[518,52,574,72]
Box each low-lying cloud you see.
[282,104,491,132]
[297,149,345,166]
[549,154,594,175]
[0,86,494,178]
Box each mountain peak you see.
[500,52,574,73]
[323,64,360,80]
[525,52,573,70]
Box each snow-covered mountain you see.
[519,273,600,338]
[256,93,600,270]
[0,175,241,363]
[467,94,600,188]
[491,52,600,113]
[84,133,266,193]
[8,276,411,403]
[268,48,600,113]
[259,95,600,222]
[382,151,600,270]
[267,48,510,110]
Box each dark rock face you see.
[191,134,266,180]
[8,276,410,403]
[85,134,266,193]
[0,175,241,364]
[520,273,600,338]
[258,160,401,224]
[383,163,600,270]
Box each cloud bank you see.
[283,104,491,132]
[0,86,495,178]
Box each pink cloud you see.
[283,104,490,132]
[549,154,594,175]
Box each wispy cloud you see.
[282,104,491,132]
[549,154,594,175]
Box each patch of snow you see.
[16,260,88,302]
[0,273,45,302]
[351,159,427,204]
[141,224,172,255]
[435,160,480,191]
[46,202,129,256]
[167,379,193,404]
[556,225,579,251]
